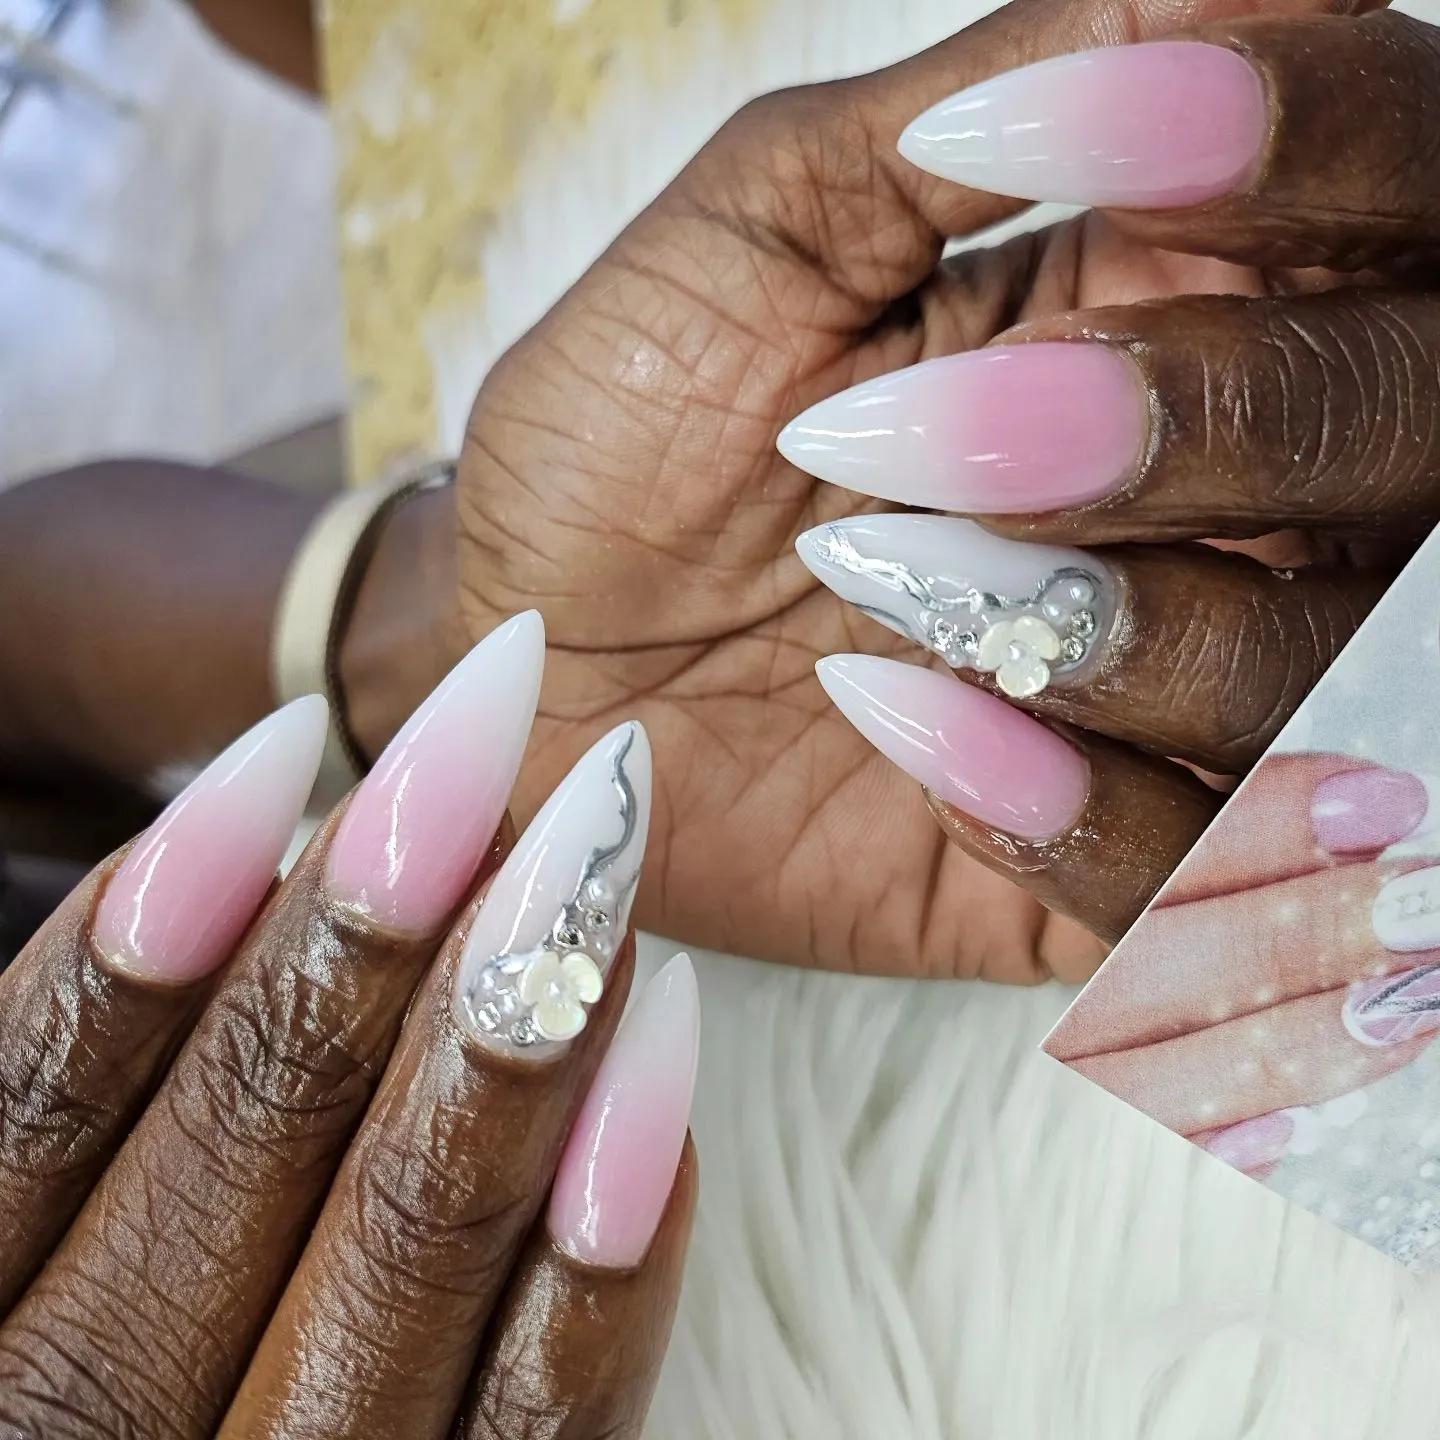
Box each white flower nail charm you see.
[975,614,1064,698]
[519,951,605,1042]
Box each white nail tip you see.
[454,722,652,1055]
[796,514,1113,697]
[1373,866,1440,953]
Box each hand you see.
[1044,754,1440,1181]
[776,8,1440,943]
[449,0,1382,986]
[0,616,696,1440]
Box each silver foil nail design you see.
[455,723,651,1058]
[799,516,1112,698]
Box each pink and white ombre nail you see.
[454,723,652,1058]
[898,42,1269,209]
[325,612,545,934]
[816,654,1090,842]
[93,697,328,984]
[549,953,700,1269]
[777,345,1148,513]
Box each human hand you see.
[1039,753,1440,1179]
[450,0,1381,986]
[0,614,696,1439]
[782,7,1440,944]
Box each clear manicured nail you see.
[815,654,1089,842]
[1344,964,1440,1048]
[1372,866,1440,953]
[1202,1111,1295,1172]
[776,345,1147,513]
[898,42,1268,208]
[94,697,328,984]
[454,722,652,1057]
[1312,767,1436,856]
[325,612,545,934]
[797,514,1116,698]
[549,953,700,1269]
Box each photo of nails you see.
[1046,535,1440,1271]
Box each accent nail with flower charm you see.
[797,514,1116,698]
[454,723,652,1058]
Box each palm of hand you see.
[456,87,1318,983]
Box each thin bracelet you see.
[271,460,456,805]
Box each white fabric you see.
[8,1,1440,1437]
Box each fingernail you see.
[94,697,328,984]
[1344,964,1440,1048]
[325,612,545,934]
[1312,767,1435,855]
[1202,1111,1295,1172]
[815,654,1089,841]
[454,722,652,1056]
[1373,866,1440,953]
[797,514,1115,698]
[776,345,1147,512]
[898,42,1267,208]
[549,952,700,1269]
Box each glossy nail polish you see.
[1372,867,1440,953]
[898,42,1268,208]
[797,514,1116,697]
[815,654,1089,841]
[325,612,545,934]
[776,345,1147,512]
[1312,767,1436,855]
[1344,964,1440,1048]
[454,722,652,1057]
[549,953,700,1268]
[1202,1111,1295,1172]
[94,697,328,984]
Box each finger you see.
[894,12,1439,272]
[780,287,1440,542]
[691,0,1386,315]
[815,653,1221,945]
[796,513,1390,773]
[1164,751,1440,905]
[456,962,700,1440]
[0,700,325,1315]
[221,726,654,1440]
[0,624,541,1440]
[1068,986,1432,1134]
[1046,855,1438,1059]
[1195,1110,1297,1178]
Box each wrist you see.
[336,484,465,764]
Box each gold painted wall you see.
[320,0,759,485]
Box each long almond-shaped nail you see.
[1202,1110,1295,1172]
[1312,767,1438,856]
[1344,964,1440,1048]
[94,697,328,984]
[816,654,1089,841]
[325,612,545,934]
[777,345,1147,512]
[1373,866,1440,953]
[898,43,1267,208]
[455,722,652,1056]
[549,952,700,1268]
[797,514,1116,698]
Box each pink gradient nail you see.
[325,612,545,935]
[776,345,1147,512]
[815,654,1090,841]
[898,43,1268,208]
[1202,1111,1295,1172]
[93,697,328,984]
[549,953,700,1269]
[1344,965,1440,1049]
[1312,767,1430,855]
